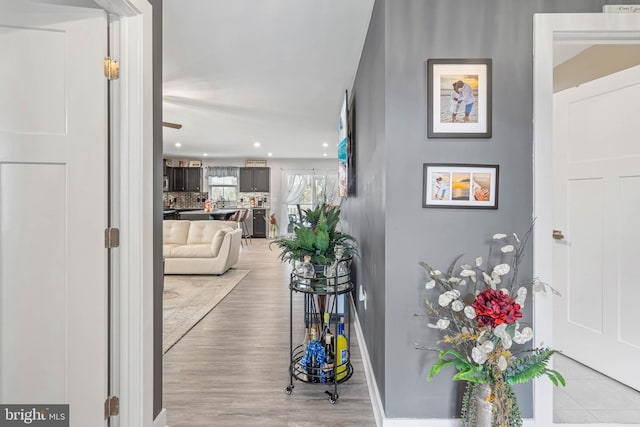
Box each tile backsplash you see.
[164,192,208,208]
[237,192,270,208]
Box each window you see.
[206,167,239,204]
[282,169,338,225]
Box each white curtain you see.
[282,171,311,206]
[321,171,339,205]
[280,170,311,235]
[279,169,340,236]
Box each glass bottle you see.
[322,332,335,382]
[334,245,350,285]
[336,317,349,380]
[296,255,315,288]
[309,327,319,383]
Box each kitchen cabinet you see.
[239,167,270,192]
[170,167,202,192]
[252,208,267,238]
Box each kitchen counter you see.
[177,208,239,221]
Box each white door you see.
[553,64,640,391]
[0,1,109,425]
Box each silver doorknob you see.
[552,230,565,240]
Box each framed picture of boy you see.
[423,163,499,209]
[426,58,492,138]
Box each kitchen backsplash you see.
[237,192,270,208]
[163,191,271,209]
[164,192,208,208]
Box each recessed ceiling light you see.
[323,153,328,157]
[175,142,182,147]
[267,152,273,157]
[254,141,261,147]
[322,142,329,148]
[203,153,208,157]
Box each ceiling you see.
[162,0,374,160]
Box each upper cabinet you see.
[169,167,202,192]
[239,167,270,192]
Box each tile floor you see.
[554,354,640,424]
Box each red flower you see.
[472,288,522,328]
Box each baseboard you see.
[153,408,167,427]
[351,300,385,427]
[383,419,534,427]
[351,302,538,427]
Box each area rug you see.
[163,269,249,353]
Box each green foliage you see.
[428,351,488,384]
[269,204,358,265]
[505,348,565,386]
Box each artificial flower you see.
[472,288,522,327]
[493,264,511,276]
[451,300,464,312]
[464,305,476,319]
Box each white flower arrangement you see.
[417,226,564,427]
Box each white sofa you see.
[163,220,242,275]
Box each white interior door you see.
[0,1,108,425]
[553,64,640,391]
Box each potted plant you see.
[270,203,357,267]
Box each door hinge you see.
[105,227,120,248]
[104,57,120,80]
[104,395,119,418]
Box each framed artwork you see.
[423,163,499,209]
[338,90,348,197]
[189,160,202,167]
[426,58,492,138]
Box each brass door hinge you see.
[105,227,120,248]
[104,395,119,418]
[104,57,120,80]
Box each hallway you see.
[163,239,376,426]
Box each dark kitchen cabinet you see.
[239,167,270,192]
[252,208,267,238]
[170,167,202,192]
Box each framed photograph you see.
[189,160,202,167]
[423,163,499,209]
[426,58,492,138]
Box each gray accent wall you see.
[340,0,387,404]
[344,0,639,419]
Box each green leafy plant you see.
[269,204,357,265]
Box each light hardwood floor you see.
[163,238,377,427]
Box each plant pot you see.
[474,383,493,427]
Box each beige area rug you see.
[163,269,249,353]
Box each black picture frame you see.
[422,163,499,209]
[426,58,492,138]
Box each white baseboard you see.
[383,419,534,427]
[352,302,537,427]
[153,408,167,427]
[351,301,385,427]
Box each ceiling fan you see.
[162,121,182,129]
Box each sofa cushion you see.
[210,229,227,257]
[186,221,233,245]
[163,221,190,245]
[169,244,213,258]
[162,244,181,258]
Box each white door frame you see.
[89,0,155,425]
[533,13,640,426]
